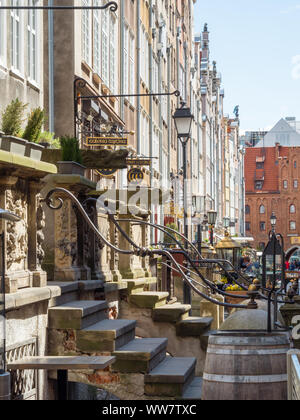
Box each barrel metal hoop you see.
[203,373,288,384]
[209,336,290,346]
[207,348,291,356]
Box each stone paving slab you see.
[113,338,168,361]
[152,303,191,323]
[181,377,203,400]
[81,319,136,339]
[8,356,115,371]
[145,356,196,383]
[129,292,169,309]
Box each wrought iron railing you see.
[42,188,289,321]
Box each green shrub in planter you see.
[39,131,61,149]
[1,99,27,136]
[164,223,183,247]
[59,136,83,164]
[22,107,45,143]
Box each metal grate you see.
[6,338,38,400]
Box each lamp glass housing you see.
[270,212,277,228]
[208,210,217,226]
[173,107,193,139]
[223,217,230,229]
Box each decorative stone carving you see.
[6,189,28,272]
[36,200,46,269]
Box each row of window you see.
[82,0,116,91]
[254,180,299,190]
[246,204,297,215]
[0,0,39,83]
[246,221,297,231]
[256,161,298,169]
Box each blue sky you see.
[194,0,300,132]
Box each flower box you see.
[0,135,27,156]
[25,142,45,161]
[57,161,86,177]
[225,290,249,306]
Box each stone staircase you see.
[47,279,211,400]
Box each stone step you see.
[176,317,213,337]
[48,300,108,330]
[48,282,80,308]
[76,319,137,352]
[181,377,203,400]
[152,303,191,323]
[144,356,196,397]
[129,292,169,309]
[112,338,168,373]
[126,279,147,295]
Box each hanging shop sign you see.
[127,168,144,183]
[126,158,151,166]
[291,237,300,245]
[86,137,128,146]
[96,169,118,178]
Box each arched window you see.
[290,205,296,214]
[245,205,250,215]
[259,205,265,214]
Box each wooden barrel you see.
[202,331,290,400]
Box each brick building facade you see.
[245,143,300,255]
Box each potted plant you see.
[224,282,248,305]
[164,223,185,278]
[23,107,45,161]
[0,99,28,156]
[57,136,86,176]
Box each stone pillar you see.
[54,192,82,282]
[28,182,47,287]
[141,213,152,278]
[118,214,145,280]
[97,212,113,282]
[108,217,122,282]
[43,174,101,283]
[0,176,30,293]
[280,302,300,328]
[199,294,225,330]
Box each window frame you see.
[0,0,7,67]
[27,0,39,84]
[10,0,24,76]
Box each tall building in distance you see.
[240,131,268,148]
[245,117,300,255]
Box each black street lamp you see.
[270,212,277,232]
[208,210,217,246]
[262,212,286,332]
[0,209,21,400]
[173,104,193,305]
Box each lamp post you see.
[262,212,286,332]
[173,104,193,305]
[270,212,277,233]
[192,196,207,255]
[0,209,21,400]
[208,210,217,246]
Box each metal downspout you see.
[136,0,141,155]
[48,0,54,133]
